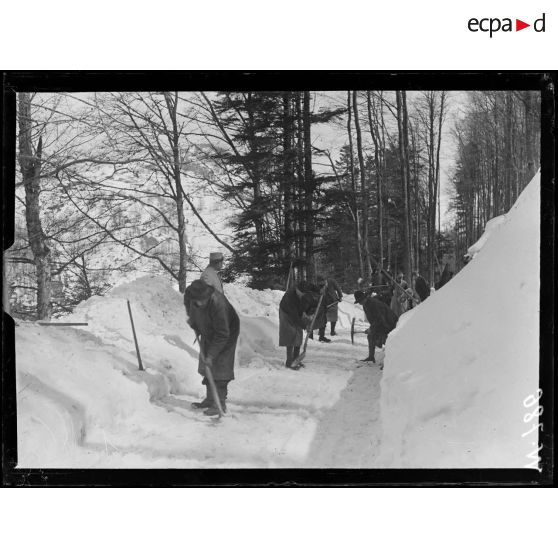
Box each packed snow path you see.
[16,282,382,468]
[307,355,382,468]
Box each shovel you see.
[195,334,225,419]
[291,288,326,368]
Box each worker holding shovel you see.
[184,280,240,417]
[279,283,314,369]
[353,289,398,363]
[322,275,343,337]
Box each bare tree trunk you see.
[347,91,364,279]
[426,93,435,284]
[504,91,513,212]
[353,91,372,280]
[18,92,51,320]
[303,91,315,283]
[387,234,392,273]
[434,92,446,276]
[245,93,265,246]
[524,91,536,181]
[493,95,501,217]
[165,92,189,293]
[366,91,384,270]
[410,124,421,272]
[283,92,295,264]
[295,93,306,279]
[396,91,413,280]
[402,92,414,275]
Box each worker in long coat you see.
[354,290,398,362]
[305,282,330,343]
[279,286,312,368]
[412,271,430,302]
[369,270,391,306]
[322,276,343,336]
[200,252,225,293]
[184,279,239,416]
[390,273,408,318]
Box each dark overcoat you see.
[279,290,306,347]
[305,288,327,330]
[414,275,430,301]
[325,278,343,322]
[363,296,398,347]
[187,290,240,381]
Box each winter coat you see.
[369,273,391,306]
[402,288,415,312]
[279,290,307,347]
[390,280,409,317]
[390,290,405,318]
[362,295,398,346]
[187,290,240,381]
[414,275,430,301]
[200,265,224,293]
[324,278,343,322]
[305,287,327,330]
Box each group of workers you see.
[184,251,445,414]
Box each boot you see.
[204,405,223,416]
[285,346,294,368]
[287,346,299,369]
[360,355,376,363]
[192,384,213,409]
[330,321,337,336]
[204,381,228,415]
[364,336,376,362]
[318,327,330,342]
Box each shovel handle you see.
[196,334,225,418]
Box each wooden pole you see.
[127,300,144,371]
[38,322,88,326]
[195,333,224,418]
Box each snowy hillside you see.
[378,173,541,468]
[16,277,372,468]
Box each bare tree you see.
[18,93,51,319]
[346,91,364,278]
[396,91,413,279]
[302,91,316,282]
[353,91,373,280]
[367,91,385,271]
[77,92,234,292]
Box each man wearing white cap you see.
[200,252,224,293]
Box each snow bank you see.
[16,275,367,468]
[378,173,541,468]
[466,214,507,261]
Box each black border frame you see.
[1,71,555,486]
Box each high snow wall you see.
[378,173,541,468]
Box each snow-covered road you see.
[16,282,382,468]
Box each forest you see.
[6,89,541,319]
